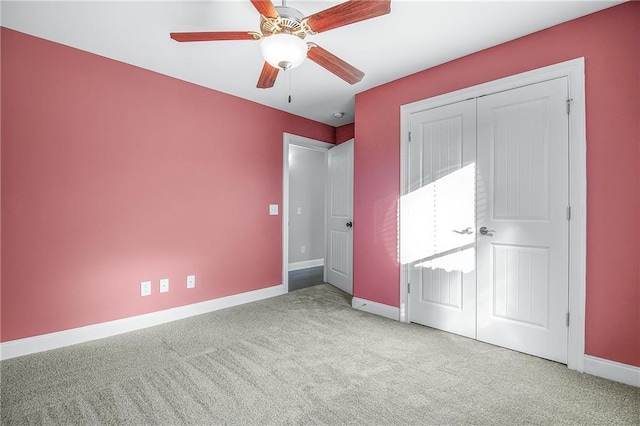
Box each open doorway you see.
[282,134,333,293]
[288,144,327,290]
[282,133,354,294]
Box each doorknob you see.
[452,227,473,235]
[479,226,495,236]
[346,221,353,228]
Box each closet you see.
[401,77,570,363]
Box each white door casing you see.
[402,99,477,338]
[400,59,585,369]
[326,140,354,294]
[476,77,569,364]
[404,79,570,363]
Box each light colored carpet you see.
[1,284,638,425]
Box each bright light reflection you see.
[414,246,475,274]
[400,164,476,273]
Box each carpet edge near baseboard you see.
[583,355,640,387]
[352,297,400,321]
[0,284,284,361]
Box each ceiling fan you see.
[170,0,391,89]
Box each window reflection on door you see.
[400,163,476,274]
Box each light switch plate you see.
[269,204,278,215]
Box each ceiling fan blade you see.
[250,0,279,18]
[170,31,258,42]
[304,0,390,34]
[307,44,364,85]
[257,62,279,88]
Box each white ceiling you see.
[1,0,622,126]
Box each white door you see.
[326,140,354,294]
[403,99,477,338]
[476,78,569,363]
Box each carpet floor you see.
[1,284,638,425]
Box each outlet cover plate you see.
[187,275,196,289]
[141,281,152,296]
[160,278,169,293]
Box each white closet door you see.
[476,78,569,363]
[403,99,477,338]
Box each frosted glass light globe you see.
[260,34,307,70]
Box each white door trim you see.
[282,133,334,293]
[399,58,586,372]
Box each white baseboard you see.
[288,259,324,271]
[0,284,284,361]
[583,355,640,387]
[352,297,400,321]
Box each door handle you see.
[452,227,473,235]
[346,221,353,228]
[479,226,495,236]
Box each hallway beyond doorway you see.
[289,266,324,292]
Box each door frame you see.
[399,58,586,372]
[282,133,334,293]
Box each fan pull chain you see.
[283,69,292,103]
[283,69,288,102]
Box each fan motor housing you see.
[261,6,307,38]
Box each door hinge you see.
[408,282,411,293]
[566,312,570,327]
[567,206,572,221]
[408,131,412,142]
[566,98,573,115]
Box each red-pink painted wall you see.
[335,123,355,145]
[354,2,640,367]
[1,28,334,342]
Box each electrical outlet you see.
[301,245,306,253]
[160,278,169,293]
[141,281,152,297]
[187,275,196,289]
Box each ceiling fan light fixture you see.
[260,33,307,70]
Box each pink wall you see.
[354,2,639,367]
[1,28,334,342]
[335,123,355,145]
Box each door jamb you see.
[282,133,334,293]
[399,58,586,372]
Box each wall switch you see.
[141,281,152,297]
[297,207,302,215]
[301,245,306,253]
[160,278,169,293]
[269,204,279,215]
[187,275,196,289]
